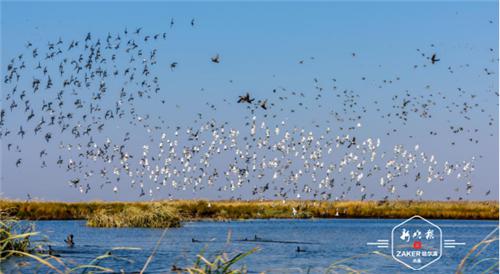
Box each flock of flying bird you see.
[1,19,497,201]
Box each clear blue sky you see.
[1,1,498,201]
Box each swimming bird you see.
[296,246,306,252]
[64,234,74,247]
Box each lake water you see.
[3,219,498,273]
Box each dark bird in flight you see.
[69,178,80,187]
[211,54,220,64]
[238,93,254,104]
[431,54,440,64]
[260,100,268,110]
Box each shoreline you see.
[1,200,498,222]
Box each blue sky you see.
[0,1,498,201]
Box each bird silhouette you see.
[431,53,440,64]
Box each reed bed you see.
[181,247,259,274]
[0,200,497,225]
[0,213,34,260]
[86,203,181,228]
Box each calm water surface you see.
[3,219,498,273]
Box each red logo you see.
[413,241,422,249]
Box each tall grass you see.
[86,203,181,228]
[173,200,499,220]
[456,227,499,274]
[0,214,127,273]
[0,212,35,260]
[0,200,496,223]
[182,247,259,274]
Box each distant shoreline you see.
[1,200,498,224]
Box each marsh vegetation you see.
[0,200,497,228]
